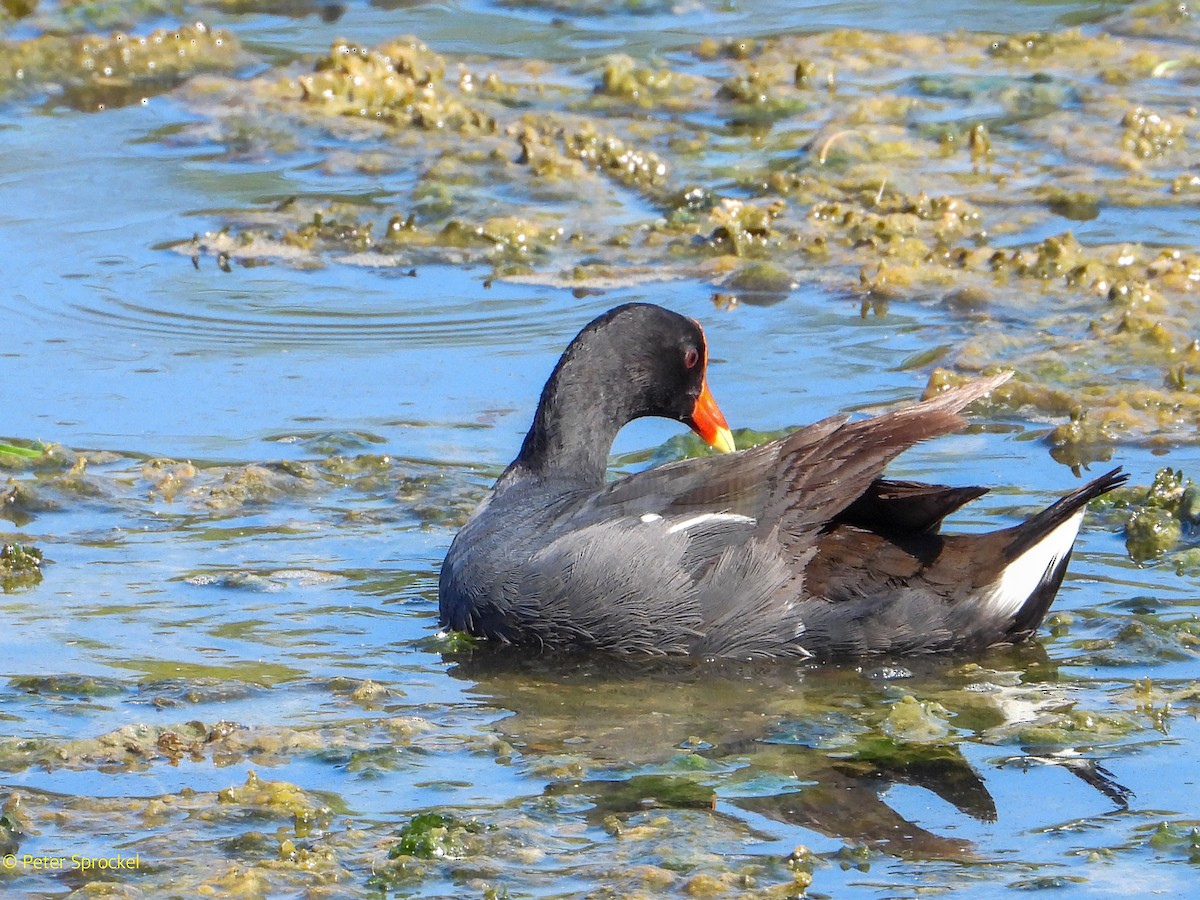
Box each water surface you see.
[2,0,1199,896]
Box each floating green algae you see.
[289,38,494,134]
[218,770,332,824]
[0,442,44,464]
[366,811,502,893]
[0,709,459,774]
[390,811,488,860]
[157,18,1200,455]
[8,674,124,697]
[0,542,42,591]
[0,643,1181,896]
[1120,105,1188,160]
[0,437,492,547]
[0,793,28,857]
[0,439,71,471]
[1092,467,1199,563]
[1141,820,1200,863]
[0,21,242,109]
[0,0,35,22]
[594,53,706,110]
[880,695,955,743]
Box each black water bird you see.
[439,303,1125,659]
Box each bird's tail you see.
[1000,467,1128,639]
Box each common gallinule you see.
[439,303,1125,659]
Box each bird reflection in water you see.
[444,644,1132,861]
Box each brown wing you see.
[592,373,1011,548]
[764,372,1011,557]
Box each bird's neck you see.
[511,362,628,486]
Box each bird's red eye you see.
[684,347,700,369]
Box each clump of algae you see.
[1092,467,1199,563]
[0,542,42,591]
[218,770,333,836]
[0,22,241,109]
[287,37,494,135]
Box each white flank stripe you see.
[666,512,756,534]
[984,511,1085,618]
[640,513,663,523]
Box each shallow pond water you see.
[2,0,1200,897]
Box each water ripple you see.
[18,266,626,351]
